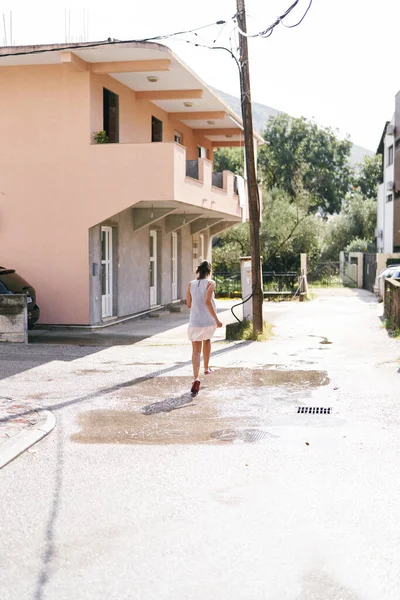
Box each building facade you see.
[377,91,400,253]
[0,41,259,325]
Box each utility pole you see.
[236,0,263,335]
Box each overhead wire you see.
[0,18,231,58]
[234,0,313,39]
[280,0,313,28]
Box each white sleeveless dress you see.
[187,278,217,342]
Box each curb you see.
[0,410,56,469]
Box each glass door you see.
[150,230,158,306]
[172,232,178,301]
[101,226,113,318]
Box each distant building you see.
[376,97,400,253]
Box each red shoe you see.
[204,368,213,375]
[191,380,201,395]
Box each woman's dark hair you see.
[196,260,212,279]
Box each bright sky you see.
[2,0,399,151]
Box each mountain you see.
[215,89,374,167]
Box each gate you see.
[308,262,341,287]
[363,253,377,292]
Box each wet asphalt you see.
[1,290,400,599]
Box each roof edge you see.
[0,38,265,143]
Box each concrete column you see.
[300,253,309,296]
[0,295,28,343]
[240,256,263,322]
[349,252,364,288]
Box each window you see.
[174,131,183,145]
[197,146,207,159]
[387,194,393,203]
[103,88,119,143]
[152,116,163,142]
[387,145,394,166]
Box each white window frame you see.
[101,226,113,318]
[150,230,158,307]
[171,232,178,301]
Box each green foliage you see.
[212,113,378,274]
[383,318,400,338]
[213,186,325,273]
[213,147,245,176]
[260,187,324,272]
[212,223,250,271]
[352,154,383,198]
[226,318,273,341]
[93,130,110,144]
[322,193,377,260]
[258,114,352,214]
[345,237,375,253]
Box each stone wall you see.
[0,295,28,343]
[384,279,400,329]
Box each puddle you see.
[72,367,330,445]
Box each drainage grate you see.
[297,406,331,415]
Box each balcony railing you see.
[212,171,224,189]
[186,160,199,180]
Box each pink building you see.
[0,40,260,325]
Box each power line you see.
[280,0,313,29]
[0,18,230,58]
[235,0,313,39]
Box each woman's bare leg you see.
[192,341,202,380]
[202,339,211,373]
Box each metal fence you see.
[213,271,299,297]
[307,262,342,287]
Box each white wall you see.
[382,116,395,252]
[377,183,385,252]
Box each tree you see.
[345,238,376,253]
[352,154,382,198]
[322,193,377,260]
[212,222,250,272]
[213,147,244,176]
[260,187,324,272]
[258,114,352,214]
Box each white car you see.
[373,265,400,301]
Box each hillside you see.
[215,89,373,167]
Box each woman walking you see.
[186,261,222,395]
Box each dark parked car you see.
[0,266,40,329]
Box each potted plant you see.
[93,130,110,144]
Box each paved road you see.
[1,290,400,600]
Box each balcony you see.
[84,142,244,227]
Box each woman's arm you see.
[205,281,222,327]
[186,284,192,309]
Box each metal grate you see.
[297,406,331,415]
